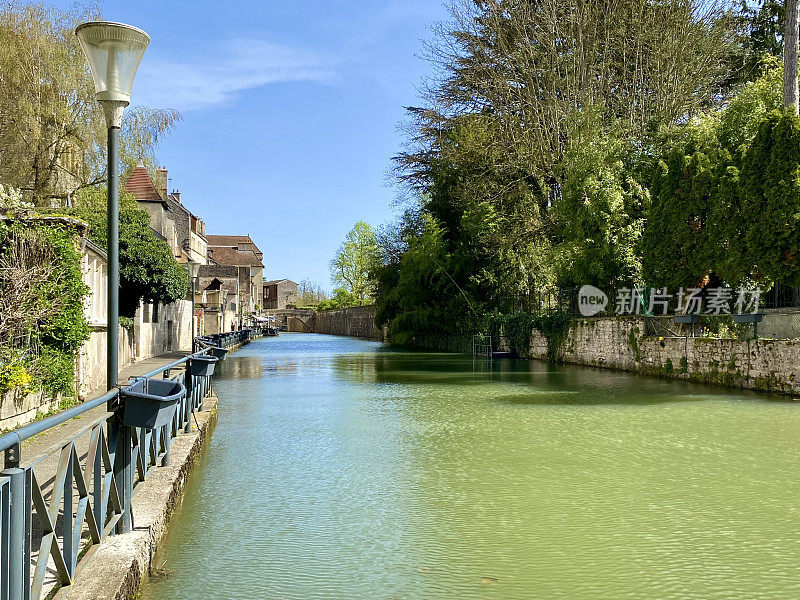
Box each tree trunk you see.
[785,0,800,112]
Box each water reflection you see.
[142,333,800,600]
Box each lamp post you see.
[76,22,149,535]
[187,260,201,348]
[76,21,150,390]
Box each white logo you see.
[578,285,608,316]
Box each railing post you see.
[3,451,30,600]
[110,417,133,533]
[184,363,193,434]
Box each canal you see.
[142,333,800,599]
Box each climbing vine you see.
[488,312,572,362]
[0,217,89,397]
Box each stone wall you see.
[77,326,134,399]
[312,305,384,341]
[522,317,800,396]
[133,299,192,361]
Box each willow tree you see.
[0,2,180,205]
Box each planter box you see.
[190,355,218,377]
[121,378,186,429]
[210,346,228,361]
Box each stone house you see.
[204,235,265,320]
[123,165,209,338]
[263,279,298,310]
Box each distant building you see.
[122,165,210,336]
[263,279,298,310]
[204,235,265,323]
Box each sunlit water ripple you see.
[141,333,800,600]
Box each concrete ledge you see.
[62,396,218,600]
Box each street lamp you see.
[76,21,149,390]
[187,260,201,346]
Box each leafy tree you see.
[330,221,380,305]
[0,2,180,205]
[553,119,646,288]
[740,109,800,284]
[66,187,188,317]
[317,287,358,311]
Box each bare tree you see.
[0,228,63,346]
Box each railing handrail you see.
[0,347,210,456]
[0,327,256,600]
[0,331,250,459]
[0,390,116,454]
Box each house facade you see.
[263,279,298,310]
[203,235,265,327]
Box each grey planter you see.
[210,346,228,361]
[190,355,218,377]
[121,378,186,429]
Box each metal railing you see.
[0,329,250,600]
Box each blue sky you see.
[81,0,449,290]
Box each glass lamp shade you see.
[75,21,149,104]
[187,260,201,280]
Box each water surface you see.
[142,333,800,599]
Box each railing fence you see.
[0,328,252,600]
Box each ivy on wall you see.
[488,313,572,362]
[0,217,89,397]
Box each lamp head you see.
[186,260,201,280]
[76,21,149,115]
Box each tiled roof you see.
[123,166,163,201]
[206,235,254,246]
[209,246,264,268]
[264,279,296,286]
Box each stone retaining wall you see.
[523,317,800,396]
[313,305,384,341]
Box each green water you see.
[141,333,800,599]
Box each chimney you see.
[172,189,181,203]
[156,168,168,199]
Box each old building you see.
[203,235,265,325]
[263,279,298,310]
[124,166,208,267]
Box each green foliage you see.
[66,187,188,317]
[0,355,33,395]
[0,2,181,204]
[330,221,381,305]
[37,347,75,395]
[119,316,134,331]
[317,287,358,311]
[554,119,646,287]
[642,65,797,288]
[0,218,89,395]
[740,111,800,285]
[488,313,572,362]
[376,214,480,342]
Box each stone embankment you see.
[68,393,217,600]
[266,305,385,341]
[312,305,384,341]
[520,316,800,396]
